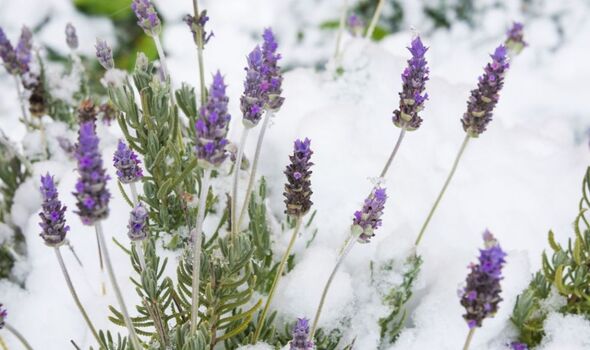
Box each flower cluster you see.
[460,230,506,329]
[195,71,231,166]
[0,304,6,329]
[347,14,365,36]
[392,36,429,131]
[184,10,213,48]
[39,174,70,246]
[95,39,114,70]
[78,99,98,124]
[113,140,143,184]
[352,187,387,243]
[505,22,527,54]
[65,23,78,50]
[0,26,32,76]
[73,121,111,225]
[131,0,161,34]
[289,318,314,350]
[284,138,314,217]
[461,45,509,137]
[128,203,148,241]
[240,28,284,126]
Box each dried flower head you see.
[73,121,110,225]
[95,39,114,70]
[113,140,143,184]
[65,23,78,50]
[352,187,387,243]
[39,174,70,246]
[505,22,527,55]
[461,45,509,137]
[24,72,47,117]
[460,230,506,329]
[78,99,98,124]
[128,203,148,241]
[131,0,161,34]
[98,102,116,125]
[347,14,365,36]
[184,10,213,48]
[195,71,231,167]
[392,36,429,131]
[290,318,314,350]
[284,138,314,217]
[0,304,6,329]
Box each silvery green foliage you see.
[511,167,590,348]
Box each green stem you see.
[129,182,139,205]
[94,226,106,295]
[192,0,207,107]
[231,128,250,236]
[54,247,105,349]
[191,169,211,333]
[380,128,406,178]
[414,135,470,247]
[13,75,30,131]
[333,0,349,61]
[4,323,33,350]
[95,222,142,350]
[365,0,385,39]
[252,217,303,343]
[310,237,356,339]
[237,111,272,229]
[462,328,476,350]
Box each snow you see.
[0,0,589,349]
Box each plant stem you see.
[231,128,250,236]
[95,222,142,350]
[414,135,470,247]
[462,328,476,350]
[380,128,406,178]
[252,217,303,343]
[191,168,211,333]
[192,0,207,107]
[365,0,385,39]
[13,76,30,131]
[4,323,33,350]
[333,0,349,61]
[237,111,272,229]
[94,226,106,295]
[134,241,146,271]
[0,334,7,350]
[310,237,356,339]
[65,240,84,267]
[54,247,105,348]
[129,182,139,204]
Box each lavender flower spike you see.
[352,187,387,243]
[73,121,111,225]
[131,0,161,34]
[128,203,148,241]
[39,173,70,246]
[15,26,32,74]
[460,230,506,329]
[195,71,231,166]
[284,138,314,217]
[392,36,429,131]
[240,46,265,126]
[184,11,213,48]
[0,27,19,75]
[0,303,6,329]
[65,23,79,50]
[505,22,527,55]
[95,39,114,70]
[113,140,143,184]
[461,45,509,137]
[290,318,314,350]
[261,28,284,111]
[511,342,528,350]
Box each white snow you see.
[0,0,589,349]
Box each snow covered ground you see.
[0,0,590,349]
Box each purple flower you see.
[240,28,284,126]
[0,26,31,76]
[184,11,213,48]
[39,174,70,246]
[505,22,527,54]
[0,27,18,75]
[284,138,314,217]
[461,45,509,137]
[113,140,143,184]
[65,23,78,50]
[195,71,231,166]
[131,0,161,34]
[73,121,111,225]
[510,342,528,350]
[128,203,148,241]
[0,304,6,329]
[352,187,387,243]
[95,39,114,70]
[392,36,429,131]
[460,230,506,328]
[347,14,365,36]
[57,136,76,158]
[290,318,314,350]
